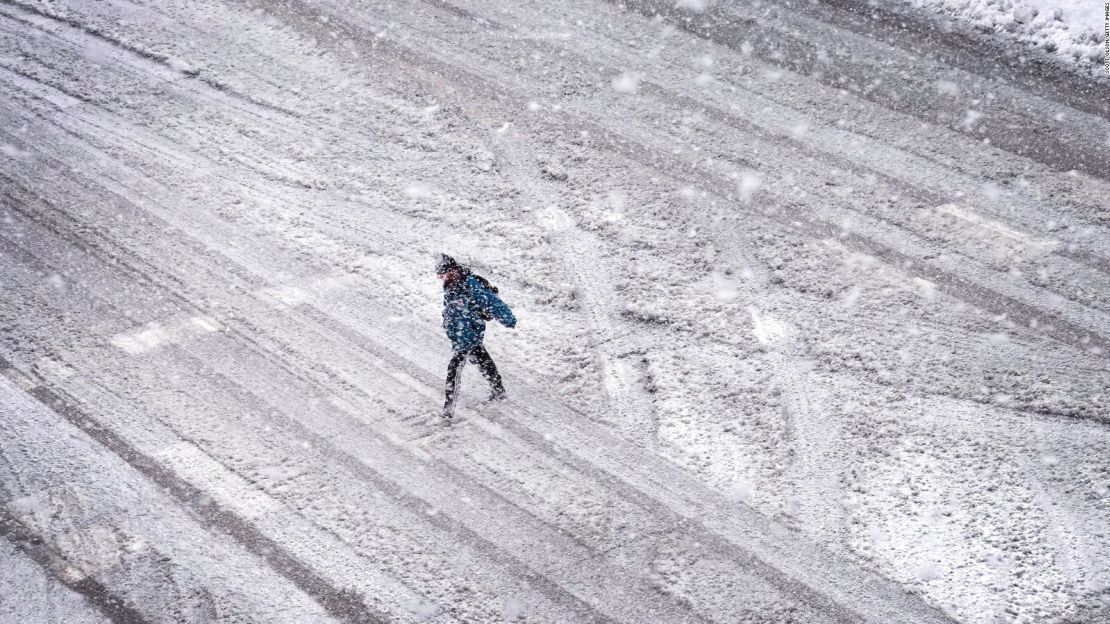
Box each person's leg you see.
[469,345,505,399]
[443,349,468,415]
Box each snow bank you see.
[900,0,1106,72]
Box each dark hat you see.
[435,253,461,274]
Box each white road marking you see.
[256,273,363,309]
[749,306,792,346]
[110,315,222,354]
[913,277,938,300]
[935,204,1058,250]
[258,285,311,307]
[154,442,282,520]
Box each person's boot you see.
[488,387,507,402]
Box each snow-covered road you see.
[1,0,1108,622]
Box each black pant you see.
[444,345,504,410]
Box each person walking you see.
[436,254,516,419]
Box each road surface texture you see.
[1,0,1108,622]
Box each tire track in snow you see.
[0,225,586,622]
[140,266,781,617]
[4,132,936,621]
[17,190,1092,621]
[2,216,747,624]
[631,81,1110,278]
[428,0,1110,279]
[0,186,869,623]
[281,265,1086,616]
[171,232,948,623]
[611,0,1110,179]
[398,0,1110,359]
[406,3,826,501]
[6,0,1101,490]
[0,0,304,119]
[0,178,708,624]
[481,389,946,624]
[160,344,687,624]
[0,10,489,292]
[279,291,955,624]
[245,0,1109,358]
[0,184,425,623]
[0,3,1096,617]
[0,364,350,624]
[0,359,385,624]
[199,8,1101,544]
[9,0,1108,359]
[0,4,385,215]
[214,292,859,622]
[355,0,1104,523]
[0,7,1038,617]
[10,0,1110,364]
[810,0,1109,119]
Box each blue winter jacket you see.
[442,274,516,352]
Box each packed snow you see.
[0,0,1108,623]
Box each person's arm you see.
[472,279,516,328]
